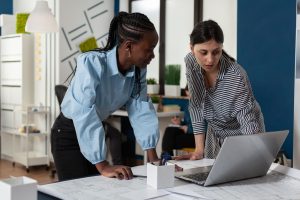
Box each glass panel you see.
[165,0,194,87]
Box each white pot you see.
[164,85,181,97]
[147,84,160,94]
[152,103,159,111]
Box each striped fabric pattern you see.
[185,52,265,158]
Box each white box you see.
[0,14,16,35]
[0,176,37,200]
[147,163,175,189]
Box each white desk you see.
[38,160,300,200]
[109,110,184,163]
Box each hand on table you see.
[96,161,133,180]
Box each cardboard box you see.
[147,163,175,189]
[0,176,37,200]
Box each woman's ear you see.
[124,40,132,51]
[120,40,132,58]
[190,44,194,55]
[124,40,133,57]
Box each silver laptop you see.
[175,130,288,186]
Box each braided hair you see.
[100,12,155,51]
[65,12,156,98]
[98,12,156,98]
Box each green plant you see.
[165,64,181,85]
[147,78,157,84]
[79,37,98,52]
[151,95,160,103]
[16,13,30,34]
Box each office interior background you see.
[0,0,299,170]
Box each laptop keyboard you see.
[182,172,210,182]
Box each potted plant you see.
[147,78,159,94]
[164,64,181,96]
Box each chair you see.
[50,85,68,178]
[54,85,68,108]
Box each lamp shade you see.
[25,1,58,33]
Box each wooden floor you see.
[0,159,58,185]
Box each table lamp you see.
[25,0,58,33]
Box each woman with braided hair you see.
[51,12,159,181]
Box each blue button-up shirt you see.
[61,46,159,164]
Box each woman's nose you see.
[207,54,213,63]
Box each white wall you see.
[58,0,114,84]
[13,0,36,13]
[203,0,237,59]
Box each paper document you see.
[170,168,300,200]
[38,163,300,200]
[38,175,168,200]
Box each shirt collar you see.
[217,54,227,80]
[106,46,135,77]
[218,53,236,80]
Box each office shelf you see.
[0,34,34,161]
[11,106,50,170]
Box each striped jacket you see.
[185,51,265,156]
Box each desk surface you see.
[38,159,300,200]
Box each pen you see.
[161,152,172,165]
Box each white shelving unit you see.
[12,106,50,171]
[0,34,50,170]
[0,34,34,161]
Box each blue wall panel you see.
[0,0,13,35]
[237,0,296,158]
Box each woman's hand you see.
[147,148,159,162]
[95,161,133,180]
[173,134,205,160]
[174,151,204,161]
